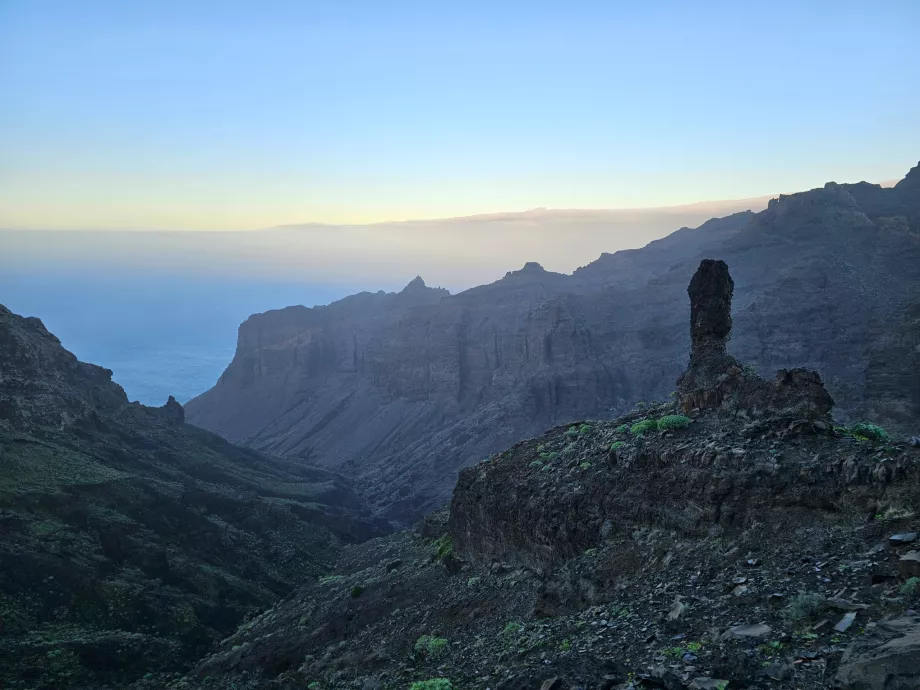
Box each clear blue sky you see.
[1,0,918,229]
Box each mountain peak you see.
[400,275,427,293]
[896,160,920,191]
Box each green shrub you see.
[433,535,453,560]
[783,593,826,622]
[529,460,543,468]
[657,415,692,430]
[565,426,580,437]
[630,419,658,436]
[466,576,481,587]
[502,621,523,636]
[615,424,629,433]
[579,462,593,470]
[349,585,364,598]
[610,441,624,451]
[901,577,920,600]
[579,423,593,434]
[849,422,889,442]
[635,401,646,408]
[410,680,453,690]
[414,635,449,658]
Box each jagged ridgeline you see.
[0,305,387,688]
[186,163,920,524]
[168,261,920,690]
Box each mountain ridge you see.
[186,164,920,523]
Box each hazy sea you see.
[0,269,365,406]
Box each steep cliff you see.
[187,164,920,522]
[0,305,385,689]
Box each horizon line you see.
[0,178,901,234]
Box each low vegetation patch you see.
[502,621,523,636]
[656,415,692,430]
[414,635,449,658]
[630,419,658,436]
[410,680,453,690]
[610,441,625,451]
[615,424,629,433]
[838,422,890,442]
[433,535,453,561]
[783,592,826,622]
[901,577,920,600]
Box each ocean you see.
[0,269,368,406]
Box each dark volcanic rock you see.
[835,617,920,690]
[676,258,741,409]
[677,259,835,425]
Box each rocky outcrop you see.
[161,394,185,423]
[449,263,912,572]
[0,304,128,429]
[187,163,920,522]
[677,259,835,426]
[835,617,920,689]
[675,258,741,409]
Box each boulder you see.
[900,552,920,580]
[835,617,920,689]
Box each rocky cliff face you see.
[0,305,385,689]
[187,164,920,523]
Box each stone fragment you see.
[827,597,869,612]
[890,533,918,546]
[668,597,688,620]
[721,623,772,640]
[690,679,730,690]
[539,677,562,690]
[900,552,920,580]
[834,611,857,633]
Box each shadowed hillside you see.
[0,305,387,689]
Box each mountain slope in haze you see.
[186,163,920,523]
[0,305,386,689]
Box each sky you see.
[1,0,918,230]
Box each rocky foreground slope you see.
[0,305,386,689]
[164,261,920,690]
[186,163,920,523]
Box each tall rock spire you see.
[676,259,834,429]
[677,259,741,410]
